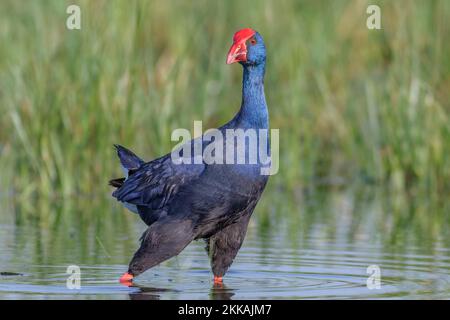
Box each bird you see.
[110,28,270,285]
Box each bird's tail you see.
[114,144,144,172]
[109,177,125,188]
[109,144,145,189]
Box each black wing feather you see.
[113,154,204,210]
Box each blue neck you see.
[235,63,268,129]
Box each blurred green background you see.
[0,0,449,243]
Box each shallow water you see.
[0,189,449,299]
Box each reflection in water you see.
[127,285,170,300]
[210,283,235,300]
[0,186,449,299]
[126,283,236,300]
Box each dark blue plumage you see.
[114,144,144,171]
[110,29,270,283]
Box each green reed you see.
[0,0,449,210]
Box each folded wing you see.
[112,153,205,212]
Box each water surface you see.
[1,188,449,299]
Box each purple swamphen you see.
[110,28,270,284]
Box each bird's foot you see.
[119,272,134,287]
[213,276,223,284]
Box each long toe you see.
[119,272,134,283]
[213,276,223,284]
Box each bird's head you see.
[226,28,266,66]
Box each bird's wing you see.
[112,153,205,210]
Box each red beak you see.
[226,28,256,64]
[226,41,247,64]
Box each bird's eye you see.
[249,38,257,45]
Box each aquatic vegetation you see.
[0,0,449,218]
